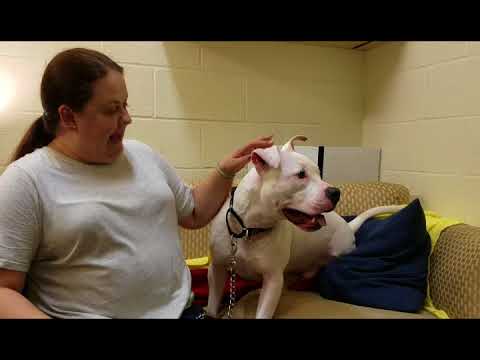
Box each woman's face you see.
[73,70,132,164]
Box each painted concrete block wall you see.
[364,41,480,225]
[0,41,364,184]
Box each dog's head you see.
[251,135,340,232]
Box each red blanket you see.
[190,268,315,306]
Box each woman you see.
[0,48,273,318]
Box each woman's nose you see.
[121,109,132,125]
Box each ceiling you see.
[294,41,384,51]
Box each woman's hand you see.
[179,135,274,229]
[217,135,274,177]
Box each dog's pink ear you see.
[252,146,280,176]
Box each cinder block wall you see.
[364,42,480,225]
[2,41,477,225]
[0,41,364,183]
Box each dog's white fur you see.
[206,136,403,319]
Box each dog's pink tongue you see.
[317,215,326,226]
[282,208,326,230]
[303,214,326,230]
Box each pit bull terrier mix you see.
[206,136,403,319]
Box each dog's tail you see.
[347,205,405,233]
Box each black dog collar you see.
[226,187,272,239]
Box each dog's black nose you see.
[325,187,341,206]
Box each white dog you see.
[206,135,402,319]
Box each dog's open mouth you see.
[282,208,326,232]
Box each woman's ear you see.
[57,105,78,130]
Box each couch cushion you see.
[314,199,431,313]
[231,289,435,319]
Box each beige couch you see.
[180,182,480,319]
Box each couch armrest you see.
[335,182,411,216]
[429,224,480,318]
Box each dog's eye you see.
[297,170,306,179]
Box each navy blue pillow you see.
[314,199,431,313]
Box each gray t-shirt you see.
[0,139,195,318]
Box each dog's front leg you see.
[256,272,284,319]
[328,228,356,257]
[206,262,228,318]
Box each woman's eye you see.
[297,170,306,179]
[104,103,128,115]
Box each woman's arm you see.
[0,269,50,319]
[0,166,48,318]
[179,136,273,229]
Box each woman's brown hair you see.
[10,48,123,163]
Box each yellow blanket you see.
[186,256,210,269]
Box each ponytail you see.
[10,116,54,163]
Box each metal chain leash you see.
[195,310,206,320]
[226,234,239,319]
[195,234,240,320]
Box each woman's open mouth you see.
[282,208,326,232]
[109,132,123,144]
